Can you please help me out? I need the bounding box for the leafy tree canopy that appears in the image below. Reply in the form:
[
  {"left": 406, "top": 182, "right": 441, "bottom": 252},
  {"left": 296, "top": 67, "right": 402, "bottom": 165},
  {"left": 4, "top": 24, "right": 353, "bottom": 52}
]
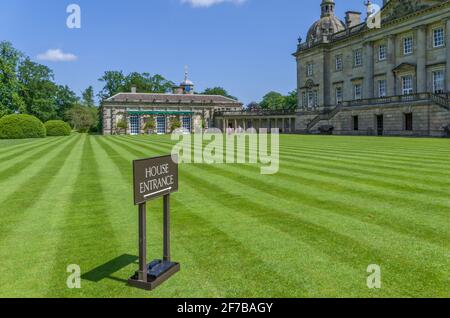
[
  {"left": 201, "top": 87, "right": 237, "bottom": 100},
  {"left": 81, "top": 86, "right": 95, "bottom": 108},
  {"left": 259, "top": 90, "right": 298, "bottom": 110},
  {"left": 98, "top": 71, "right": 175, "bottom": 101}
]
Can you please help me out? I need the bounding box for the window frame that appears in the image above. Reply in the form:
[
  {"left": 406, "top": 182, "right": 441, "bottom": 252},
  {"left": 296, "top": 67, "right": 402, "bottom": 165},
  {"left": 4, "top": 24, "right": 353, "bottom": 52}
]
[
  {"left": 433, "top": 27, "right": 445, "bottom": 48},
  {"left": 378, "top": 44, "right": 387, "bottom": 61},
  {"left": 335, "top": 55, "right": 343, "bottom": 71},
  {"left": 403, "top": 36, "right": 413, "bottom": 55},
  {"left": 354, "top": 84, "right": 362, "bottom": 100},
  {"left": 306, "top": 63, "right": 314, "bottom": 77},
  {"left": 432, "top": 70, "right": 445, "bottom": 94},
  {"left": 335, "top": 86, "right": 343, "bottom": 104},
  {"left": 378, "top": 79, "right": 387, "bottom": 97},
  {"left": 354, "top": 49, "right": 363, "bottom": 67},
  {"left": 401, "top": 75, "right": 413, "bottom": 95}
]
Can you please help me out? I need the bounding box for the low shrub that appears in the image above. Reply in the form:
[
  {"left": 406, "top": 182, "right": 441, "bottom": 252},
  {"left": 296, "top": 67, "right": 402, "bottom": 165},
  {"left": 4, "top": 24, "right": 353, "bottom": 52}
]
[
  {"left": 44, "top": 120, "right": 72, "bottom": 136},
  {"left": 0, "top": 114, "right": 46, "bottom": 139}
]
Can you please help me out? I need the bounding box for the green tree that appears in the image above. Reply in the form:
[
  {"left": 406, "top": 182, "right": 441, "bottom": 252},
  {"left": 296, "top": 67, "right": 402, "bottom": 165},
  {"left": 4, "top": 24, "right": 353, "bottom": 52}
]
[
  {"left": 98, "top": 71, "right": 126, "bottom": 101},
  {"left": 65, "top": 105, "right": 96, "bottom": 133},
  {"left": 18, "top": 58, "right": 58, "bottom": 121},
  {"left": 81, "top": 86, "right": 95, "bottom": 108},
  {"left": 260, "top": 92, "right": 286, "bottom": 110},
  {"left": 202, "top": 87, "right": 237, "bottom": 100},
  {"left": 55, "top": 85, "right": 79, "bottom": 120},
  {"left": 98, "top": 71, "right": 174, "bottom": 101},
  {"left": 0, "top": 41, "right": 25, "bottom": 117},
  {"left": 284, "top": 89, "right": 298, "bottom": 110}
]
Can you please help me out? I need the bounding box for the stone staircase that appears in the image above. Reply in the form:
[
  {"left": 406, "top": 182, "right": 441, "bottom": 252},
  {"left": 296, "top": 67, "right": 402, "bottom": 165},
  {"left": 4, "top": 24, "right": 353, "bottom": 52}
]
[
  {"left": 430, "top": 93, "right": 450, "bottom": 110},
  {"left": 307, "top": 105, "right": 342, "bottom": 131}
]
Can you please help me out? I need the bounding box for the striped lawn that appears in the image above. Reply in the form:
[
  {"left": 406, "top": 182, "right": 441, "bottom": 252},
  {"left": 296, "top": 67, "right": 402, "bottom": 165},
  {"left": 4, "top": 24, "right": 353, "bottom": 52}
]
[{"left": 0, "top": 134, "right": 448, "bottom": 298}]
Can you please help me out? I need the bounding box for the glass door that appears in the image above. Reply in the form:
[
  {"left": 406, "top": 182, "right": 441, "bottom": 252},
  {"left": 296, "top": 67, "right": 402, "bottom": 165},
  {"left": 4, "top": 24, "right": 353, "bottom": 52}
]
[
  {"left": 130, "top": 115, "right": 140, "bottom": 135},
  {"left": 182, "top": 116, "right": 191, "bottom": 133},
  {"left": 157, "top": 116, "right": 166, "bottom": 134}
]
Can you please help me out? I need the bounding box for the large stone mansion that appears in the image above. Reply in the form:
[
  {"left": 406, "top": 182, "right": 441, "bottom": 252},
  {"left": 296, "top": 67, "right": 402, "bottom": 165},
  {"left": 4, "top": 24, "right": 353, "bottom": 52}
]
[
  {"left": 294, "top": 0, "right": 450, "bottom": 136},
  {"left": 102, "top": 0, "right": 450, "bottom": 137}
]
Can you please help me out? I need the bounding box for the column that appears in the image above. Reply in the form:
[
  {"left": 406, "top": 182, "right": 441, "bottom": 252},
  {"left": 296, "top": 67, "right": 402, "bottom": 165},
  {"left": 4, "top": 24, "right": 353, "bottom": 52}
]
[
  {"left": 387, "top": 35, "right": 397, "bottom": 96},
  {"left": 282, "top": 118, "right": 285, "bottom": 133},
  {"left": 446, "top": 19, "right": 450, "bottom": 92},
  {"left": 364, "top": 41, "right": 374, "bottom": 99},
  {"left": 416, "top": 25, "right": 427, "bottom": 93}
]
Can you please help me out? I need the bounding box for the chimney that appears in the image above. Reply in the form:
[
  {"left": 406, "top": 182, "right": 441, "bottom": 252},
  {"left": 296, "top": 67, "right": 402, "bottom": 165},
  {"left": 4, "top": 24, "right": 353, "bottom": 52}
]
[
  {"left": 345, "top": 11, "right": 362, "bottom": 28},
  {"left": 131, "top": 85, "right": 137, "bottom": 94}
]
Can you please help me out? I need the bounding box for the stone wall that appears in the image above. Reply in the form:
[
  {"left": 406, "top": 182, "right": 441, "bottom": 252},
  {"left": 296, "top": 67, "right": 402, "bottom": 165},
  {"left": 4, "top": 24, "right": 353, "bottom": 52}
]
[{"left": 321, "top": 103, "right": 450, "bottom": 137}]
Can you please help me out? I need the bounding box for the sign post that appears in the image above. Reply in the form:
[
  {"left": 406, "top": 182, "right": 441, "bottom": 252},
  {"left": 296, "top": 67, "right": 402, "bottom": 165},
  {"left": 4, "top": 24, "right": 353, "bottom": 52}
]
[{"left": 128, "top": 155, "right": 180, "bottom": 291}]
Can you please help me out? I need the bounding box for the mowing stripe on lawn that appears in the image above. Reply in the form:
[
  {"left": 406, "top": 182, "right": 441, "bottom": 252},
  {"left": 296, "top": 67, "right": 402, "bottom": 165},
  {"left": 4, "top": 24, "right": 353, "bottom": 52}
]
[
  {"left": 95, "top": 137, "right": 226, "bottom": 296},
  {"left": 45, "top": 136, "right": 121, "bottom": 297},
  {"left": 183, "top": 166, "right": 448, "bottom": 297},
  {"left": 193, "top": 160, "right": 449, "bottom": 247},
  {"left": 103, "top": 137, "right": 312, "bottom": 297},
  {"left": 0, "top": 137, "right": 63, "bottom": 162},
  {"left": 0, "top": 135, "right": 85, "bottom": 297},
  {"left": 0, "top": 137, "right": 55, "bottom": 155},
  {"left": 0, "top": 136, "right": 79, "bottom": 241},
  {"left": 111, "top": 137, "right": 393, "bottom": 296},
  {"left": 121, "top": 136, "right": 449, "bottom": 296},
  {"left": 279, "top": 146, "right": 450, "bottom": 179},
  {"left": 0, "top": 137, "right": 69, "bottom": 182}
]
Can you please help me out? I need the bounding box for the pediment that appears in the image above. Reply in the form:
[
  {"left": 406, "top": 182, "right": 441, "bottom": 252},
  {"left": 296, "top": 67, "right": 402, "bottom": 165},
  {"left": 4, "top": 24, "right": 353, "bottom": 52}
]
[
  {"left": 381, "top": 0, "right": 443, "bottom": 23},
  {"left": 392, "top": 63, "right": 416, "bottom": 73}
]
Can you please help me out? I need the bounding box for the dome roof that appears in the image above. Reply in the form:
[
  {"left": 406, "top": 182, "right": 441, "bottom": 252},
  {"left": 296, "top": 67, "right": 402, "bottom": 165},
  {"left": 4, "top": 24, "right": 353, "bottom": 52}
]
[{"left": 306, "top": 15, "right": 346, "bottom": 45}]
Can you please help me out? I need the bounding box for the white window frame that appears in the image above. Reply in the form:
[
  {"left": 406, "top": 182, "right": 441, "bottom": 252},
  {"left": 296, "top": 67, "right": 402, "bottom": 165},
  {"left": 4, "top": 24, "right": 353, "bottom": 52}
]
[
  {"left": 433, "top": 70, "right": 445, "bottom": 94},
  {"left": 335, "top": 55, "right": 343, "bottom": 71},
  {"left": 433, "top": 27, "right": 445, "bottom": 48},
  {"left": 378, "top": 44, "right": 387, "bottom": 61},
  {"left": 378, "top": 79, "right": 387, "bottom": 97},
  {"left": 354, "top": 84, "right": 362, "bottom": 100},
  {"left": 402, "top": 75, "right": 413, "bottom": 95},
  {"left": 335, "top": 86, "right": 343, "bottom": 103},
  {"left": 306, "top": 63, "right": 314, "bottom": 77},
  {"left": 302, "top": 92, "right": 307, "bottom": 107},
  {"left": 403, "top": 36, "right": 413, "bottom": 55},
  {"left": 307, "top": 90, "right": 314, "bottom": 107},
  {"left": 354, "top": 49, "right": 362, "bottom": 67}
]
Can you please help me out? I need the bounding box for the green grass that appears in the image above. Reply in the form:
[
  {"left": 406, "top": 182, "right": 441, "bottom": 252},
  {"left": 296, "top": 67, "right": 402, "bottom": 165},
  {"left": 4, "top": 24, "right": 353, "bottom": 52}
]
[{"left": 0, "top": 134, "right": 449, "bottom": 298}]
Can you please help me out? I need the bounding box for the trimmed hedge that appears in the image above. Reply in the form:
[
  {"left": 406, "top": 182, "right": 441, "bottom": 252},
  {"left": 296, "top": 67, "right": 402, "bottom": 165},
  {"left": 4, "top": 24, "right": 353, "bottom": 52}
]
[
  {"left": 45, "top": 120, "right": 72, "bottom": 136},
  {"left": 0, "top": 114, "right": 46, "bottom": 139}
]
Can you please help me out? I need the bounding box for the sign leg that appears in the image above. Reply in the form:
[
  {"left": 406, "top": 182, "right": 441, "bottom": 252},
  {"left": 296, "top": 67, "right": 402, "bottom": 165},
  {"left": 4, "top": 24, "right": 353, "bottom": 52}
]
[
  {"left": 138, "top": 203, "right": 147, "bottom": 282},
  {"left": 163, "top": 194, "right": 170, "bottom": 262}
]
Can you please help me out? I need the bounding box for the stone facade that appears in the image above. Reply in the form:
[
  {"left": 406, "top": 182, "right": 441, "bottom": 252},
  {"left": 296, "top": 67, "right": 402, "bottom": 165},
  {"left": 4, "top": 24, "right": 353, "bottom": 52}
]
[
  {"left": 101, "top": 75, "right": 242, "bottom": 135},
  {"left": 294, "top": 0, "right": 450, "bottom": 137}
]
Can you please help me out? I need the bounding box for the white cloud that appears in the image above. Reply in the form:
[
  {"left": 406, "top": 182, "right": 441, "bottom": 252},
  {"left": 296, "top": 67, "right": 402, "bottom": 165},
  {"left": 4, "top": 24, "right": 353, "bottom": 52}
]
[
  {"left": 181, "top": 0, "right": 247, "bottom": 8},
  {"left": 37, "top": 49, "right": 78, "bottom": 62}
]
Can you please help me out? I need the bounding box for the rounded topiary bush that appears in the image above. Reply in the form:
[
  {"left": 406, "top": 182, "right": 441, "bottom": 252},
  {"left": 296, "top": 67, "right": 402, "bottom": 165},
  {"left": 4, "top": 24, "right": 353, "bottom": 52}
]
[
  {"left": 0, "top": 114, "right": 46, "bottom": 139},
  {"left": 44, "top": 120, "right": 72, "bottom": 136}
]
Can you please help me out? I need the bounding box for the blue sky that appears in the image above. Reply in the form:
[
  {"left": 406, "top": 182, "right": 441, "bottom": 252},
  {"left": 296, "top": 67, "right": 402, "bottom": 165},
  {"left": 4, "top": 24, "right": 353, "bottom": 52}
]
[{"left": 0, "top": 0, "right": 381, "bottom": 104}]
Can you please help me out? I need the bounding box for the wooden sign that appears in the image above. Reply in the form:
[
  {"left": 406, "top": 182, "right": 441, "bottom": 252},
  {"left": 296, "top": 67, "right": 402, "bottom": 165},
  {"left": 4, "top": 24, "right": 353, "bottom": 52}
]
[
  {"left": 133, "top": 155, "right": 178, "bottom": 205},
  {"left": 129, "top": 155, "right": 180, "bottom": 291}
]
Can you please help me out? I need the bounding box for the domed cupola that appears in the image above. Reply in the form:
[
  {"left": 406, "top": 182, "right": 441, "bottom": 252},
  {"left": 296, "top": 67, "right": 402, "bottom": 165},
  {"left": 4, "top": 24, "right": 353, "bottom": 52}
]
[{"left": 306, "top": 0, "right": 346, "bottom": 46}]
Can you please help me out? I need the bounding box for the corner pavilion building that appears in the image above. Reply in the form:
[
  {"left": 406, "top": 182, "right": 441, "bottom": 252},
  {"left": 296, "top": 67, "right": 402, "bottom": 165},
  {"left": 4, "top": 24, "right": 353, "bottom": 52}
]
[{"left": 101, "top": 72, "right": 243, "bottom": 135}]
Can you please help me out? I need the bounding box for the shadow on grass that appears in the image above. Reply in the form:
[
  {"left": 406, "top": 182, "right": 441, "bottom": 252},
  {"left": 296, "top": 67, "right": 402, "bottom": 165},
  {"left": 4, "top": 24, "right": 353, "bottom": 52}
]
[{"left": 81, "top": 254, "right": 138, "bottom": 284}]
